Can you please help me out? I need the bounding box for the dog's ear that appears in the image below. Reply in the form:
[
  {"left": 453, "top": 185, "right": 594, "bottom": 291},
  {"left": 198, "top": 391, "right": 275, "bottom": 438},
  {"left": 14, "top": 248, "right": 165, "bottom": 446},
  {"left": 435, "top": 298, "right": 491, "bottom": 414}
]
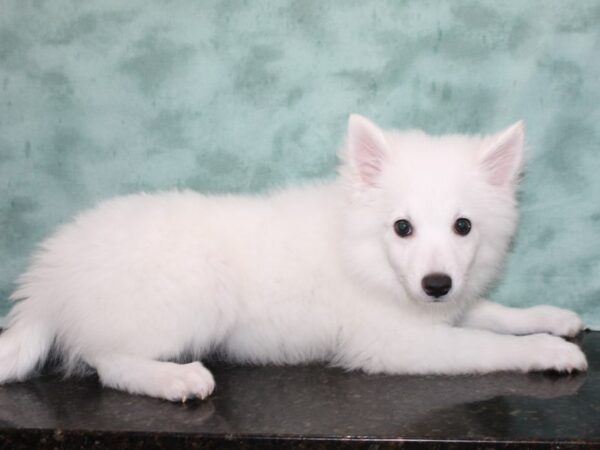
[
  {"left": 480, "top": 121, "right": 524, "bottom": 187},
  {"left": 347, "top": 114, "right": 390, "bottom": 186}
]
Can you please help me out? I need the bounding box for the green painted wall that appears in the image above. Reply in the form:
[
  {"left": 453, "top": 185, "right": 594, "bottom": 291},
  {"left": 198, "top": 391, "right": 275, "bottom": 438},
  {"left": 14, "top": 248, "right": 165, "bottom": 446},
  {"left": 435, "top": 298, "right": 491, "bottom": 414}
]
[{"left": 1, "top": 1, "right": 599, "bottom": 326}]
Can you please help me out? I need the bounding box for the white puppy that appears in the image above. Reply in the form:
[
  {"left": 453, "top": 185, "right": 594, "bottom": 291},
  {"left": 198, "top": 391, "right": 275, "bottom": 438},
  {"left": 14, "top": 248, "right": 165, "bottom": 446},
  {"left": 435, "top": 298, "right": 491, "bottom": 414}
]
[{"left": 0, "top": 115, "right": 587, "bottom": 401}]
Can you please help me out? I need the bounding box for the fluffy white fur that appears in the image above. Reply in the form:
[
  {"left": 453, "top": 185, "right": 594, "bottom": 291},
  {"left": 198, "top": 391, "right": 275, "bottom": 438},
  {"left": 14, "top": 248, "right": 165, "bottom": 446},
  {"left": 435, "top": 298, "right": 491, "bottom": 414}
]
[{"left": 0, "top": 115, "right": 587, "bottom": 401}]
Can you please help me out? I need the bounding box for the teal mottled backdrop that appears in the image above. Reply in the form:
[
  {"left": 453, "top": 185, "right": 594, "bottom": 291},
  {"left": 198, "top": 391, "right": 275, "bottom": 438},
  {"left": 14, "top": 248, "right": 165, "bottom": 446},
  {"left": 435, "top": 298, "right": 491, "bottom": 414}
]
[{"left": 1, "top": 1, "right": 599, "bottom": 326}]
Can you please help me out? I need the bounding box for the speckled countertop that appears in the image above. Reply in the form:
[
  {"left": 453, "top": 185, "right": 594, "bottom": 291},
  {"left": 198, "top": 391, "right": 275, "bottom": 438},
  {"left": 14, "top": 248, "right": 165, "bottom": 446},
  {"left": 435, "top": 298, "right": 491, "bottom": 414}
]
[{"left": 0, "top": 332, "right": 598, "bottom": 449}]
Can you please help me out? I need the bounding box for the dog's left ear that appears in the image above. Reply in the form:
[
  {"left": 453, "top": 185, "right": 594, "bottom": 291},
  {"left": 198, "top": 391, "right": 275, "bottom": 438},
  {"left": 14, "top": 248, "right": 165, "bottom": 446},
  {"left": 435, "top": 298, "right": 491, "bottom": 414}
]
[{"left": 480, "top": 121, "right": 524, "bottom": 187}]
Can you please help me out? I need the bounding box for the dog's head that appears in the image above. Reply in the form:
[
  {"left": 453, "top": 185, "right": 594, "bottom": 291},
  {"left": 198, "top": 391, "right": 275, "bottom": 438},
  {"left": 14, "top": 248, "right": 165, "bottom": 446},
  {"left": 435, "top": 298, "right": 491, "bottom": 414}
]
[{"left": 340, "top": 115, "right": 524, "bottom": 311}]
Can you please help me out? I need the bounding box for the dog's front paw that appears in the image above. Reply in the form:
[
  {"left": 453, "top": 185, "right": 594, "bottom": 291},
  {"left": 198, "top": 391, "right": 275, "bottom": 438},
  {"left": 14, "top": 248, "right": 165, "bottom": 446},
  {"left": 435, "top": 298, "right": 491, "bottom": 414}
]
[
  {"left": 524, "top": 334, "right": 587, "bottom": 373},
  {"left": 529, "top": 305, "right": 584, "bottom": 337},
  {"left": 158, "top": 362, "right": 215, "bottom": 402}
]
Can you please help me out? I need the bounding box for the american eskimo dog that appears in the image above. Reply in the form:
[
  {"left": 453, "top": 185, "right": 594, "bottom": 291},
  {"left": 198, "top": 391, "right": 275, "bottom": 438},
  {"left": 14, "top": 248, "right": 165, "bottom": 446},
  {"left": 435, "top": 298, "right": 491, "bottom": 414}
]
[{"left": 0, "top": 115, "right": 586, "bottom": 401}]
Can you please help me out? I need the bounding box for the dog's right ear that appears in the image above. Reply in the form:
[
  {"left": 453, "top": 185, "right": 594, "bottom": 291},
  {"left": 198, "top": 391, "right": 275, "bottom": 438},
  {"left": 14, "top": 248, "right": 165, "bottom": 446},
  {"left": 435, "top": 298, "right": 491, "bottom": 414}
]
[{"left": 347, "top": 114, "right": 390, "bottom": 186}]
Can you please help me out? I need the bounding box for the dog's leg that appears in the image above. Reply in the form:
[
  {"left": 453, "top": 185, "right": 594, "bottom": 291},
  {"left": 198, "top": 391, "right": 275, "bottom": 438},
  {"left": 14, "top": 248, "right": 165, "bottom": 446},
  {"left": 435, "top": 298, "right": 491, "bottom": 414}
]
[
  {"left": 460, "top": 299, "right": 584, "bottom": 337},
  {"left": 336, "top": 306, "right": 587, "bottom": 375},
  {"left": 92, "top": 355, "right": 215, "bottom": 402}
]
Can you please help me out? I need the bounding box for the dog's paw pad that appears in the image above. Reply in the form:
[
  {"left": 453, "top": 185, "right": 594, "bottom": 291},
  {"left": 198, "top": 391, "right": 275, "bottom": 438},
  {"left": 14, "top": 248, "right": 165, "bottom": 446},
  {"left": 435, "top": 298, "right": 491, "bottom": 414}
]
[
  {"left": 527, "top": 334, "right": 588, "bottom": 373},
  {"left": 160, "top": 362, "right": 215, "bottom": 402}
]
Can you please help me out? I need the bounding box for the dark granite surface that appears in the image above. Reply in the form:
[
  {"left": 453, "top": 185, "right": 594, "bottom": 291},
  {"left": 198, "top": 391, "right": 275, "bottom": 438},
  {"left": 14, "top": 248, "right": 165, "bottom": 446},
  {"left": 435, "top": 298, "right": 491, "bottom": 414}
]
[{"left": 0, "top": 332, "right": 598, "bottom": 449}]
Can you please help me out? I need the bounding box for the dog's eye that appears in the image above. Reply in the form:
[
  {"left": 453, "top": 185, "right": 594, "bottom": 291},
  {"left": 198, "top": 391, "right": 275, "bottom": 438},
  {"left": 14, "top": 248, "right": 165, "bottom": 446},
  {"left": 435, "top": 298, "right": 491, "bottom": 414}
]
[
  {"left": 454, "top": 218, "right": 472, "bottom": 236},
  {"left": 394, "top": 219, "right": 413, "bottom": 237}
]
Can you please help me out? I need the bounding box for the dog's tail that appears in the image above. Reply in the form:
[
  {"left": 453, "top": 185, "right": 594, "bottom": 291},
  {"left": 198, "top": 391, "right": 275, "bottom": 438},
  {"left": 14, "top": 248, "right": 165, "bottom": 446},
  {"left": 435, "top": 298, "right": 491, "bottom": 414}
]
[{"left": 0, "top": 299, "right": 54, "bottom": 383}]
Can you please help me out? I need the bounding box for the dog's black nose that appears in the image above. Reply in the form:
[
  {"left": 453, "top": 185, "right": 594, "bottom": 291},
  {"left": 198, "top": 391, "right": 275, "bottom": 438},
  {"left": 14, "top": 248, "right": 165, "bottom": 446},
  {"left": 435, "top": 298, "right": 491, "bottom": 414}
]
[{"left": 422, "top": 273, "right": 452, "bottom": 298}]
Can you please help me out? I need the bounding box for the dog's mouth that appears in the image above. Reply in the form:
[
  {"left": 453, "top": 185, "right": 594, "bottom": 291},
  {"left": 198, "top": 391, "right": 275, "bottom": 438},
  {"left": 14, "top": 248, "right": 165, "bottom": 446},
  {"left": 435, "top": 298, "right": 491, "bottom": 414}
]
[
  {"left": 419, "top": 294, "right": 452, "bottom": 304},
  {"left": 407, "top": 283, "right": 458, "bottom": 305}
]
